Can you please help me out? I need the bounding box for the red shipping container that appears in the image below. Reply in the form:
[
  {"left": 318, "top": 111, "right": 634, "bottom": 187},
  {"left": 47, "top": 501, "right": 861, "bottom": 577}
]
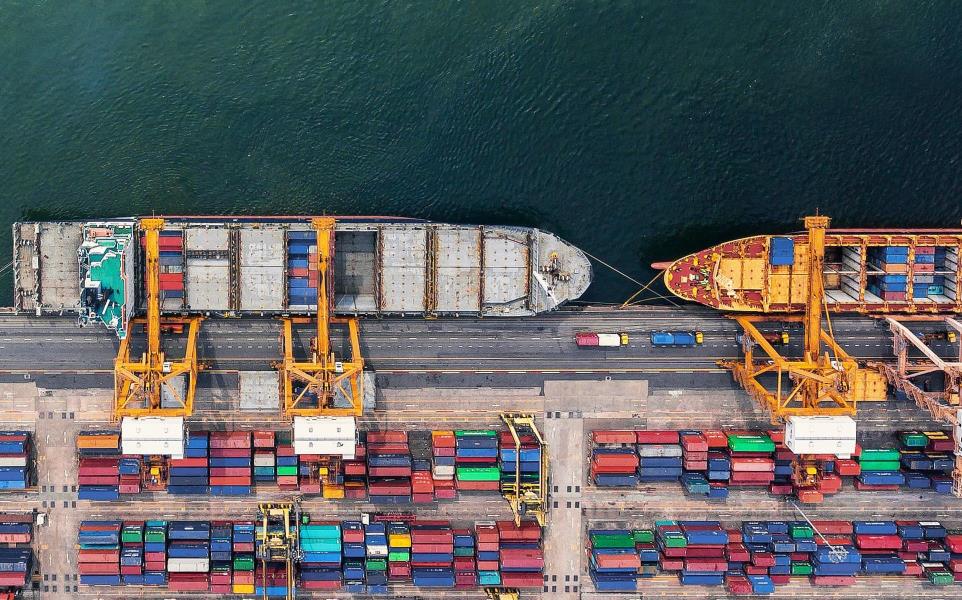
[
  {"left": 636, "top": 430, "right": 679, "bottom": 444},
  {"left": 904, "top": 562, "right": 923, "bottom": 576},
  {"left": 209, "top": 467, "right": 251, "bottom": 477},
  {"left": 170, "top": 457, "right": 208, "bottom": 468},
  {"left": 120, "top": 565, "right": 142, "bottom": 575},
  {"left": 79, "top": 563, "right": 120, "bottom": 575},
  {"left": 0, "top": 574, "right": 26, "bottom": 586},
  {"left": 726, "top": 574, "right": 752, "bottom": 595},
  {"left": 78, "top": 549, "right": 119, "bottom": 563},
  {"left": 477, "top": 560, "right": 499, "bottom": 571},
  {"left": 680, "top": 433, "right": 708, "bottom": 452},
  {"left": 78, "top": 476, "right": 120, "bottom": 485},
  {"left": 500, "top": 572, "right": 543, "bottom": 588},
  {"left": 592, "top": 431, "right": 637, "bottom": 445},
  {"left": 210, "top": 476, "right": 251, "bottom": 486},
  {"left": 810, "top": 520, "right": 853, "bottom": 535},
  {"left": 768, "top": 483, "right": 793, "bottom": 495},
  {"left": 751, "top": 552, "right": 775, "bottom": 567},
  {"left": 594, "top": 553, "right": 640, "bottom": 570},
  {"left": 168, "top": 574, "right": 209, "bottom": 592},
  {"left": 702, "top": 430, "right": 728, "bottom": 448},
  {"left": 744, "top": 565, "right": 768, "bottom": 575},
  {"left": 684, "top": 559, "right": 726, "bottom": 572},
  {"left": 796, "top": 488, "right": 824, "bottom": 504},
  {"left": 660, "top": 558, "right": 684, "bottom": 570},
  {"left": 686, "top": 546, "right": 725, "bottom": 558},
  {"left": 730, "top": 457, "right": 775, "bottom": 472},
  {"left": 835, "top": 458, "right": 860, "bottom": 476}
]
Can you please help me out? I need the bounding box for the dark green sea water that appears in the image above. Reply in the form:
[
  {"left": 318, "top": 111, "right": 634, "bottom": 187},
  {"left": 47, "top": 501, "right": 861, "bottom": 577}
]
[{"left": 2, "top": 2, "right": 961, "bottom": 305}]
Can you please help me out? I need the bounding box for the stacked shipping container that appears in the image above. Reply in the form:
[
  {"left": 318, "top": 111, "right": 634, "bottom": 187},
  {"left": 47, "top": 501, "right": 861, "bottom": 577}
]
[
  {"left": 455, "top": 430, "right": 500, "bottom": 492},
  {"left": 592, "top": 428, "right": 956, "bottom": 502},
  {"left": 0, "top": 514, "right": 33, "bottom": 592},
  {"left": 79, "top": 515, "right": 543, "bottom": 593},
  {"left": 587, "top": 519, "right": 962, "bottom": 593},
  {"left": 0, "top": 431, "right": 31, "bottom": 491}
]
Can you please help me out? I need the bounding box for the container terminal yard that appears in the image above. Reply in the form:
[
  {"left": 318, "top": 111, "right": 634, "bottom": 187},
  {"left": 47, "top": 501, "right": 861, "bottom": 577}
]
[{"left": 1, "top": 215, "right": 962, "bottom": 599}]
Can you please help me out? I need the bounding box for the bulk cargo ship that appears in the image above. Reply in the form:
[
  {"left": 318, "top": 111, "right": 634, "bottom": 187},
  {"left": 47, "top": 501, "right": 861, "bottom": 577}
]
[
  {"left": 661, "top": 225, "right": 962, "bottom": 313},
  {"left": 12, "top": 216, "right": 592, "bottom": 338}
]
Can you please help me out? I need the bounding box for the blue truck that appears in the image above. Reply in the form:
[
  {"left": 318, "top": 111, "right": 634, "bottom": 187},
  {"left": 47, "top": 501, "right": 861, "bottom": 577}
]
[{"left": 649, "top": 331, "right": 703, "bottom": 348}]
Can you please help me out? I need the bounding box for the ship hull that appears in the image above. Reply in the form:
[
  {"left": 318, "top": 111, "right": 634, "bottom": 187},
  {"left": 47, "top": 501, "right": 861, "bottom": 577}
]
[
  {"left": 663, "top": 229, "right": 962, "bottom": 314},
  {"left": 12, "top": 217, "right": 592, "bottom": 337}
]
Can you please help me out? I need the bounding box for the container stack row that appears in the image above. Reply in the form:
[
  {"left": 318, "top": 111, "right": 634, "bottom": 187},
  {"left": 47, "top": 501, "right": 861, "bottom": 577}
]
[
  {"left": 498, "top": 431, "right": 542, "bottom": 490},
  {"left": 79, "top": 428, "right": 524, "bottom": 502},
  {"left": 0, "top": 514, "right": 33, "bottom": 593},
  {"left": 589, "top": 519, "right": 962, "bottom": 594},
  {"left": 157, "top": 229, "right": 185, "bottom": 309},
  {"left": 286, "top": 230, "right": 318, "bottom": 309},
  {"left": 0, "top": 431, "right": 31, "bottom": 491},
  {"left": 455, "top": 430, "right": 500, "bottom": 492},
  {"left": 208, "top": 431, "right": 253, "bottom": 495},
  {"left": 79, "top": 517, "right": 543, "bottom": 594},
  {"left": 591, "top": 429, "right": 955, "bottom": 502},
  {"left": 168, "top": 431, "right": 210, "bottom": 495}
]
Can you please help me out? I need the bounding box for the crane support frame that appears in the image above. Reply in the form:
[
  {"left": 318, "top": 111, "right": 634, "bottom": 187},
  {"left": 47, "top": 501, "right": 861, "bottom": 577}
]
[
  {"left": 113, "top": 217, "right": 203, "bottom": 420},
  {"left": 870, "top": 315, "right": 962, "bottom": 496},
  {"left": 278, "top": 217, "right": 365, "bottom": 417},
  {"left": 720, "top": 216, "right": 873, "bottom": 424},
  {"left": 500, "top": 413, "right": 549, "bottom": 527},
  {"left": 256, "top": 501, "right": 301, "bottom": 600}
]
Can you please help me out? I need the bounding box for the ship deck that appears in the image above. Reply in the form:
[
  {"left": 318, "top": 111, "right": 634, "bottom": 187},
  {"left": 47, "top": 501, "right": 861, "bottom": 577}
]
[{"left": 12, "top": 219, "right": 592, "bottom": 322}]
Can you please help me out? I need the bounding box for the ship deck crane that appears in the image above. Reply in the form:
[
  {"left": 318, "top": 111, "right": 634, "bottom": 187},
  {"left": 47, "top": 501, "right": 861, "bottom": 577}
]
[
  {"left": 278, "top": 217, "right": 364, "bottom": 417},
  {"left": 113, "top": 217, "right": 202, "bottom": 420},
  {"left": 256, "top": 501, "right": 302, "bottom": 600},
  {"left": 499, "top": 413, "right": 549, "bottom": 527},
  {"left": 720, "top": 216, "right": 886, "bottom": 493},
  {"left": 870, "top": 315, "right": 962, "bottom": 496},
  {"left": 720, "top": 216, "right": 863, "bottom": 422}
]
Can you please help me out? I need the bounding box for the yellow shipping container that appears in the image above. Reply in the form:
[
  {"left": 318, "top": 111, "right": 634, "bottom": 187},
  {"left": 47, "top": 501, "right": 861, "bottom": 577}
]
[
  {"left": 388, "top": 533, "right": 411, "bottom": 548},
  {"left": 232, "top": 584, "right": 254, "bottom": 594}
]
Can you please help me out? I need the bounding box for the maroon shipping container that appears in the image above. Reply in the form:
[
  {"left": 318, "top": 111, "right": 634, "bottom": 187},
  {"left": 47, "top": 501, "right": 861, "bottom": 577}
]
[
  {"left": 368, "top": 482, "right": 411, "bottom": 496},
  {"left": 78, "top": 465, "right": 120, "bottom": 477},
  {"left": 79, "top": 523, "right": 121, "bottom": 532},
  {"left": 302, "top": 580, "right": 340, "bottom": 590},
  {"left": 209, "top": 467, "right": 251, "bottom": 477},
  {"left": 686, "top": 546, "right": 725, "bottom": 558},
  {"left": 168, "top": 573, "right": 209, "bottom": 592},
  {"left": 726, "top": 574, "right": 752, "bottom": 595},
  {"left": 856, "top": 534, "right": 902, "bottom": 550},
  {"left": 120, "top": 565, "right": 142, "bottom": 575},
  {"left": 367, "top": 431, "right": 407, "bottom": 444},
  {"left": 209, "top": 448, "right": 251, "bottom": 458},
  {"left": 208, "top": 432, "right": 251, "bottom": 449},
  {"left": 389, "top": 563, "right": 411, "bottom": 577},
  {"left": 368, "top": 466, "right": 412, "bottom": 477},
  {"left": 78, "top": 476, "right": 120, "bottom": 486},
  {"left": 411, "top": 530, "right": 454, "bottom": 543},
  {"left": 169, "top": 458, "right": 208, "bottom": 468},
  {"left": 810, "top": 520, "right": 853, "bottom": 535},
  {"left": 684, "top": 559, "right": 727, "bottom": 572},
  {"left": 0, "top": 513, "right": 34, "bottom": 523}
]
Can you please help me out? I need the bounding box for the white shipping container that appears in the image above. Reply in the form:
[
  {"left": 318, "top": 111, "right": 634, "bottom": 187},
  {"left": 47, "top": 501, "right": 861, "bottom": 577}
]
[
  {"left": 293, "top": 416, "right": 356, "bottom": 458},
  {"left": 167, "top": 558, "right": 209, "bottom": 573},
  {"left": 253, "top": 455, "right": 276, "bottom": 467},
  {"left": 293, "top": 439, "right": 356, "bottom": 459},
  {"left": 365, "top": 545, "right": 388, "bottom": 557},
  {"left": 0, "top": 456, "right": 27, "bottom": 467},
  {"left": 121, "top": 417, "right": 184, "bottom": 458},
  {"left": 785, "top": 416, "right": 856, "bottom": 458},
  {"left": 596, "top": 333, "right": 622, "bottom": 347}
]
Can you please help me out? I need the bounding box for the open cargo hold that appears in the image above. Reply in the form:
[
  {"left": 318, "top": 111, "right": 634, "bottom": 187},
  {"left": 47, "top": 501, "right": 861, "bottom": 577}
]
[
  {"left": 591, "top": 428, "right": 956, "bottom": 502},
  {"left": 590, "top": 519, "right": 958, "bottom": 593},
  {"left": 80, "top": 515, "right": 542, "bottom": 593}
]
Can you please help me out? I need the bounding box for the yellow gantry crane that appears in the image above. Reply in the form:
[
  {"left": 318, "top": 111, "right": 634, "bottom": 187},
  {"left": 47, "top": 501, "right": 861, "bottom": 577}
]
[
  {"left": 720, "top": 216, "right": 869, "bottom": 422},
  {"left": 113, "top": 217, "right": 202, "bottom": 420},
  {"left": 500, "top": 413, "right": 549, "bottom": 527},
  {"left": 255, "top": 501, "right": 301, "bottom": 600},
  {"left": 278, "top": 217, "right": 365, "bottom": 417}
]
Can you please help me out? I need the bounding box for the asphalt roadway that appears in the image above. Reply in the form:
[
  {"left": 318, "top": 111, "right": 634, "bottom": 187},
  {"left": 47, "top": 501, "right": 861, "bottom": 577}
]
[{"left": 0, "top": 306, "right": 953, "bottom": 375}]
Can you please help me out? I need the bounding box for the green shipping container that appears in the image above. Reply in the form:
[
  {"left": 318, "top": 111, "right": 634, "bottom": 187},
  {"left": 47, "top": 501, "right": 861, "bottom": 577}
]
[
  {"left": 928, "top": 570, "right": 954, "bottom": 585},
  {"left": 659, "top": 533, "right": 687, "bottom": 548},
  {"left": 145, "top": 531, "right": 166, "bottom": 543},
  {"left": 791, "top": 562, "right": 813, "bottom": 575},
  {"left": 899, "top": 432, "right": 929, "bottom": 448},
  {"left": 632, "top": 529, "right": 655, "bottom": 543},
  {"left": 590, "top": 533, "right": 635, "bottom": 549},
  {"left": 858, "top": 460, "right": 901, "bottom": 471},
  {"left": 789, "top": 525, "right": 813, "bottom": 539},
  {"left": 366, "top": 559, "right": 387, "bottom": 571},
  {"left": 388, "top": 551, "right": 410, "bottom": 562},
  {"left": 859, "top": 448, "right": 900, "bottom": 462},
  {"left": 276, "top": 466, "right": 298, "bottom": 476},
  {"left": 727, "top": 434, "right": 775, "bottom": 453},
  {"left": 457, "top": 467, "right": 500, "bottom": 481},
  {"left": 455, "top": 430, "right": 497, "bottom": 438},
  {"left": 454, "top": 546, "right": 475, "bottom": 557},
  {"left": 234, "top": 556, "right": 255, "bottom": 571},
  {"left": 121, "top": 529, "right": 144, "bottom": 543}
]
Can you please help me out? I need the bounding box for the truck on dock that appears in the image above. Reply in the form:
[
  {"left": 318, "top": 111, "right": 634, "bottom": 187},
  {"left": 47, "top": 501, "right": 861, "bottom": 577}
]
[
  {"left": 650, "top": 330, "right": 703, "bottom": 347},
  {"left": 575, "top": 332, "right": 629, "bottom": 348},
  {"left": 736, "top": 330, "right": 789, "bottom": 346}
]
